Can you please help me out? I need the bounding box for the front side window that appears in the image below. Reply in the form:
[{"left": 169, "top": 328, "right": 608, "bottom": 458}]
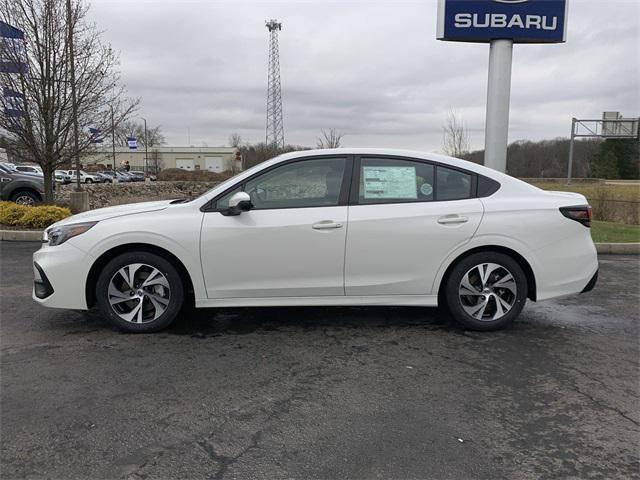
[
  {"left": 358, "top": 157, "right": 434, "bottom": 204},
  {"left": 217, "top": 157, "right": 346, "bottom": 210}
]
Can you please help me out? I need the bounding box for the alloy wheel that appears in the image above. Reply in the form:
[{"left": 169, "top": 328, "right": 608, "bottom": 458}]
[
  {"left": 108, "top": 263, "right": 170, "bottom": 324},
  {"left": 14, "top": 194, "right": 35, "bottom": 206},
  {"left": 458, "top": 262, "right": 517, "bottom": 321}
]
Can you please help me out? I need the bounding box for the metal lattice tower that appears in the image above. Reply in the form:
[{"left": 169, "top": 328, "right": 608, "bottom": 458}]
[{"left": 265, "top": 19, "right": 284, "bottom": 149}]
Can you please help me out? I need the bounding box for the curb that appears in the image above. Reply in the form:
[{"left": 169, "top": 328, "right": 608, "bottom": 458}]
[
  {"left": 595, "top": 243, "right": 640, "bottom": 255},
  {"left": 1, "top": 230, "right": 43, "bottom": 242},
  {"left": 1, "top": 229, "right": 639, "bottom": 254}
]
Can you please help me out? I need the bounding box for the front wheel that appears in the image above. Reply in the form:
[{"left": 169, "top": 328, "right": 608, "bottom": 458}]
[
  {"left": 85, "top": 178, "right": 93, "bottom": 184},
  {"left": 95, "top": 251, "right": 184, "bottom": 333},
  {"left": 445, "top": 252, "right": 527, "bottom": 331},
  {"left": 10, "top": 189, "right": 40, "bottom": 205}
]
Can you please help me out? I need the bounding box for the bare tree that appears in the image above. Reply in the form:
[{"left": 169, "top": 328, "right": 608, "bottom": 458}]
[
  {"left": 0, "top": 0, "right": 138, "bottom": 202},
  {"left": 228, "top": 132, "right": 242, "bottom": 148},
  {"left": 442, "top": 109, "right": 470, "bottom": 158},
  {"left": 316, "top": 128, "right": 344, "bottom": 149},
  {"left": 115, "top": 121, "right": 165, "bottom": 148}
]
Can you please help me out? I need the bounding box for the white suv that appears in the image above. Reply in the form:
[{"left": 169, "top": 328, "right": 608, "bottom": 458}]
[{"left": 33, "top": 149, "right": 598, "bottom": 333}]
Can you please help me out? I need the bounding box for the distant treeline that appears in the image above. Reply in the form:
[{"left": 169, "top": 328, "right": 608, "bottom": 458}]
[{"left": 463, "top": 137, "right": 639, "bottom": 179}]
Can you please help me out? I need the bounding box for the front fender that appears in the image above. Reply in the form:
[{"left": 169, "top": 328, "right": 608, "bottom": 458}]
[{"left": 69, "top": 212, "right": 207, "bottom": 300}]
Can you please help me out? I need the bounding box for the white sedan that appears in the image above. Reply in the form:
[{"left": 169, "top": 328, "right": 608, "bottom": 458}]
[{"left": 33, "top": 149, "right": 598, "bottom": 333}]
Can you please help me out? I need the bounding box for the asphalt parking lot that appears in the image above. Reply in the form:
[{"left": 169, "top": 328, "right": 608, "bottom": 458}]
[{"left": 1, "top": 241, "right": 638, "bottom": 480}]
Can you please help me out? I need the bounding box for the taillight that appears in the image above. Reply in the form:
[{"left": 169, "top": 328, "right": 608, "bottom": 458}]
[{"left": 560, "top": 205, "right": 592, "bottom": 227}]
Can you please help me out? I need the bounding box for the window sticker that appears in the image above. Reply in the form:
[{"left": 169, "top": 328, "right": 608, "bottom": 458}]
[
  {"left": 363, "top": 166, "right": 417, "bottom": 199},
  {"left": 420, "top": 183, "right": 433, "bottom": 196}
]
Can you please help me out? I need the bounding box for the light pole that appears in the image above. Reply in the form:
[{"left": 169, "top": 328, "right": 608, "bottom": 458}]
[
  {"left": 66, "top": 0, "right": 81, "bottom": 191},
  {"left": 110, "top": 105, "right": 116, "bottom": 171},
  {"left": 142, "top": 117, "right": 148, "bottom": 176}
]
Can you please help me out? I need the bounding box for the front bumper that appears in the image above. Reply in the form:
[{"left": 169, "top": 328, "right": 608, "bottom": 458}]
[
  {"left": 33, "top": 262, "right": 54, "bottom": 299},
  {"left": 32, "top": 241, "right": 94, "bottom": 310}
]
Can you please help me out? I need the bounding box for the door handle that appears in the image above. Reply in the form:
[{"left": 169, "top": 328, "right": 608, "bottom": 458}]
[
  {"left": 312, "top": 220, "right": 343, "bottom": 230},
  {"left": 437, "top": 215, "right": 468, "bottom": 225}
]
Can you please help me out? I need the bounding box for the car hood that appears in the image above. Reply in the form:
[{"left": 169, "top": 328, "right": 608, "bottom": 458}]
[{"left": 53, "top": 200, "right": 175, "bottom": 227}]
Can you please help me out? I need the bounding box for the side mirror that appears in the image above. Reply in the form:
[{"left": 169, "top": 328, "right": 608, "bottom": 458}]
[{"left": 223, "top": 191, "right": 253, "bottom": 216}]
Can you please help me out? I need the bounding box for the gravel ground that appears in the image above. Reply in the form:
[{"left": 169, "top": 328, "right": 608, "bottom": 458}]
[{"left": 1, "top": 241, "right": 639, "bottom": 479}]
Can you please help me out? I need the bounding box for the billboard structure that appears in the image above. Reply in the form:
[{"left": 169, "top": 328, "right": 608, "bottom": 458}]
[
  {"left": 437, "top": 0, "right": 568, "bottom": 172},
  {"left": 566, "top": 112, "right": 640, "bottom": 183}
]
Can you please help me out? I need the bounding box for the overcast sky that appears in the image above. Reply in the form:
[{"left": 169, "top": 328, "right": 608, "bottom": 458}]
[{"left": 88, "top": 0, "right": 640, "bottom": 151}]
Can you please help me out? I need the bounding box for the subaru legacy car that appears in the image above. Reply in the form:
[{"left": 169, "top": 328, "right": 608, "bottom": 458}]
[{"left": 33, "top": 149, "right": 598, "bottom": 333}]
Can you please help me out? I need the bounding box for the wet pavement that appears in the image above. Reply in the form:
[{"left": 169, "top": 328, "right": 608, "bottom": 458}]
[{"left": 1, "top": 241, "right": 639, "bottom": 479}]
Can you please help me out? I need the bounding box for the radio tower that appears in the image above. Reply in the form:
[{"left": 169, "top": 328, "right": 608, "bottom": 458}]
[{"left": 265, "top": 19, "right": 284, "bottom": 149}]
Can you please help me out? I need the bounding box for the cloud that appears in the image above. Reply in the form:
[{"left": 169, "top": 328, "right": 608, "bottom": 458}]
[{"left": 89, "top": 0, "right": 640, "bottom": 151}]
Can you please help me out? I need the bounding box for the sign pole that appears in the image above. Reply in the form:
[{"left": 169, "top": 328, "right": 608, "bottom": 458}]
[
  {"left": 484, "top": 39, "right": 513, "bottom": 173},
  {"left": 566, "top": 117, "right": 576, "bottom": 185}
]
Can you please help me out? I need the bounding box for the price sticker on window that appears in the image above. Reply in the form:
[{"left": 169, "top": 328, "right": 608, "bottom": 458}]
[{"left": 363, "top": 166, "right": 417, "bottom": 199}]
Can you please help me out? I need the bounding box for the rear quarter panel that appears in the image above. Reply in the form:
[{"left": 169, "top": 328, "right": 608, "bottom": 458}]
[{"left": 458, "top": 192, "right": 597, "bottom": 301}]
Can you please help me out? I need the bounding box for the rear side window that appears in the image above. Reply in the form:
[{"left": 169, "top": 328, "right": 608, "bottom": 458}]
[
  {"left": 477, "top": 176, "right": 501, "bottom": 197},
  {"left": 436, "top": 166, "right": 472, "bottom": 201},
  {"left": 358, "top": 157, "right": 434, "bottom": 204}
]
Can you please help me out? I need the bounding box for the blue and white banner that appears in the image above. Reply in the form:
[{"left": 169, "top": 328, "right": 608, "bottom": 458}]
[
  {"left": 0, "top": 21, "right": 28, "bottom": 73},
  {"left": 3, "top": 87, "right": 24, "bottom": 117},
  {"left": 437, "top": 0, "right": 568, "bottom": 44},
  {"left": 127, "top": 137, "right": 138, "bottom": 149},
  {"left": 89, "top": 127, "right": 103, "bottom": 144}
]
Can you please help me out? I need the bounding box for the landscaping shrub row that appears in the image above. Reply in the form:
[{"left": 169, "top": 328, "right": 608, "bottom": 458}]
[{"left": 0, "top": 202, "right": 71, "bottom": 229}]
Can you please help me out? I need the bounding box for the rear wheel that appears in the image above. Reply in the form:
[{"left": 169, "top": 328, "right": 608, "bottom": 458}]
[
  {"left": 95, "top": 251, "right": 184, "bottom": 333},
  {"left": 445, "top": 252, "right": 527, "bottom": 331}
]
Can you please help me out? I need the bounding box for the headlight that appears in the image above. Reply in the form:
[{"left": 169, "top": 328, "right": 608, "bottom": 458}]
[{"left": 46, "top": 221, "right": 97, "bottom": 246}]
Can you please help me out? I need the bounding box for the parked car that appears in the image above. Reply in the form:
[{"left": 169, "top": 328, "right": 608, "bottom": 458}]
[
  {"left": 100, "top": 170, "right": 132, "bottom": 182},
  {"left": 54, "top": 170, "right": 72, "bottom": 184},
  {"left": 62, "top": 170, "right": 101, "bottom": 184},
  {"left": 130, "top": 170, "right": 157, "bottom": 181},
  {"left": 93, "top": 172, "right": 113, "bottom": 183},
  {"left": 0, "top": 163, "right": 46, "bottom": 205},
  {"left": 15, "top": 165, "right": 43, "bottom": 176},
  {"left": 120, "top": 170, "right": 144, "bottom": 182},
  {"left": 33, "top": 148, "right": 598, "bottom": 333}
]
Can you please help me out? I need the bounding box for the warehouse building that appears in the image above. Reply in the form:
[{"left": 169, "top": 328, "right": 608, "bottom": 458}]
[{"left": 85, "top": 146, "right": 240, "bottom": 172}]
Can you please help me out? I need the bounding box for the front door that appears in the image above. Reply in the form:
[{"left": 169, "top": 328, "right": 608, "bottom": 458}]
[
  {"left": 200, "top": 156, "right": 351, "bottom": 298},
  {"left": 345, "top": 156, "right": 484, "bottom": 296}
]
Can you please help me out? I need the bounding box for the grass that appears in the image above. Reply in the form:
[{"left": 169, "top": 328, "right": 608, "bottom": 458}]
[
  {"left": 529, "top": 181, "right": 640, "bottom": 203},
  {"left": 527, "top": 180, "right": 640, "bottom": 225},
  {"left": 591, "top": 221, "right": 640, "bottom": 243}
]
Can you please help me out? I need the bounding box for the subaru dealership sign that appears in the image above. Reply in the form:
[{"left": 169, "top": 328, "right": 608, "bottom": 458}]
[{"left": 437, "top": 0, "right": 568, "bottom": 44}]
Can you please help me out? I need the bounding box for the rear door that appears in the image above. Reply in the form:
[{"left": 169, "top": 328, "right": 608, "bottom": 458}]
[{"left": 345, "top": 156, "right": 484, "bottom": 296}]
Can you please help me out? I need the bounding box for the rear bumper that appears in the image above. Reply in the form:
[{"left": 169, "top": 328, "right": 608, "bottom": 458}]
[{"left": 581, "top": 269, "right": 598, "bottom": 293}]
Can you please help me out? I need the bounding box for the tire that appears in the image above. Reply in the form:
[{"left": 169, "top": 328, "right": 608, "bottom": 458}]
[
  {"left": 444, "top": 252, "right": 527, "bottom": 331},
  {"left": 85, "top": 178, "right": 93, "bottom": 184},
  {"left": 10, "top": 189, "right": 40, "bottom": 205},
  {"left": 95, "top": 251, "right": 184, "bottom": 333}
]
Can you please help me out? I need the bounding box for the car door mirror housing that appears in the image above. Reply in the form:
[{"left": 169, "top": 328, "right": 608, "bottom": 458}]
[{"left": 222, "top": 191, "right": 253, "bottom": 216}]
